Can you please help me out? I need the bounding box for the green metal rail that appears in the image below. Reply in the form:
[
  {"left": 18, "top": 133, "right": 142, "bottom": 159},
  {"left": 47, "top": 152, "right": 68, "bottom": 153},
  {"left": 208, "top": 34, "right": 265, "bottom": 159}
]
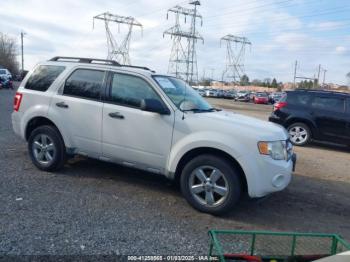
[{"left": 208, "top": 230, "right": 350, "bottom": 262}]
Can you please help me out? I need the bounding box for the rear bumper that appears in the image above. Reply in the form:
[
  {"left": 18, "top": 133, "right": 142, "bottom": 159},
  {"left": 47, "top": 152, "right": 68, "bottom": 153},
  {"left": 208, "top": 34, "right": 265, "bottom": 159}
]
[
  {"left": 268, "top": 113, "right": 283, "bottom": 125},
  {"left": 11, "top": 112, "right": 23, "bottom": 139}
]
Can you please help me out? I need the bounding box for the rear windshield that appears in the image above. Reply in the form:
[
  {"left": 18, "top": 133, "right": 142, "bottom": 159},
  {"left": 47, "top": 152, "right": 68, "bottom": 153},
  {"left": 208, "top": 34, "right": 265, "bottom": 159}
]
[{"left": 25, "top": 65, "right": 65, "bottom": 92}]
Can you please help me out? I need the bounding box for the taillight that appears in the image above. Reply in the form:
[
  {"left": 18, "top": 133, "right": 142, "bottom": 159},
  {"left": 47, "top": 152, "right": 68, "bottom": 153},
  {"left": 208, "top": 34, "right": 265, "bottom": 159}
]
[
  {"left": 274, "top": 101, "right": 287, "bottom": 111},
  {"left": 14, "top": 92, "right": 23, "bottom": 112}
]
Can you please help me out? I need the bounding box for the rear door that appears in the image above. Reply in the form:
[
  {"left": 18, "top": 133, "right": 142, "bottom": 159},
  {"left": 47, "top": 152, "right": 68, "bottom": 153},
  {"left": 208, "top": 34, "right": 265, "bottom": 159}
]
[
  {"left": 310, "top": 95, "right": 348, "bottom": 142},
  {"left": 49, "top": 68, "right": 106, "bottom": 157}
]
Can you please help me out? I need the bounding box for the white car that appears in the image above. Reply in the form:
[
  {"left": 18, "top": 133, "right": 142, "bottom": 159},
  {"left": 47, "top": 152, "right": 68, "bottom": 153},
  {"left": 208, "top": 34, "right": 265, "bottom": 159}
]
[
  {"left": 12, "top": 56, "right": 296, "bottom": 214},
  {"left": 0, "top": 68, "right": 12, "bottom": 80}
]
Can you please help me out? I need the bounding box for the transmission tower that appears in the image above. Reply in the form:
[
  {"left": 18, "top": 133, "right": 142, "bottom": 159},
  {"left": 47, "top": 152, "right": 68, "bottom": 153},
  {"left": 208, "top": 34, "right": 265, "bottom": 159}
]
[
  {"left": 221, "top": 35, "right": 251, "bottom": 83},
  {"left": 164, "top": 1, "right": 203, "bottom": 84},
  {"left": 93, "top": 12, "right": 142, "bottom": 65}
]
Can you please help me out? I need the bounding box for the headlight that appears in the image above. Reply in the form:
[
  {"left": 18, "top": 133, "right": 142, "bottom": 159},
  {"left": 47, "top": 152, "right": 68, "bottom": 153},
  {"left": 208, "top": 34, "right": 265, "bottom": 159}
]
[{"left": 258, "top": 140, "right": 291, "bottom": 160}]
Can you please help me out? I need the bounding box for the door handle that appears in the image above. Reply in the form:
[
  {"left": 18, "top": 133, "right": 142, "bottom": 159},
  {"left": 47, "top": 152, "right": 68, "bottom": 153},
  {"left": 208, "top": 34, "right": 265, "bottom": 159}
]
[
  {"left": 109, "top": 112, "right": 124, "bottom": 119},
  {"left": 56, "top": 102, "right": 69, "bottom": 108}
]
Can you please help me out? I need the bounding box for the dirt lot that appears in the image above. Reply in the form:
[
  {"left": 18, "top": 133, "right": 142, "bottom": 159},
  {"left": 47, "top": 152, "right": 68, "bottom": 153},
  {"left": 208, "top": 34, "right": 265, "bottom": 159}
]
[{"left": 0, "top": 88, "right": 349, "bottom": 256}]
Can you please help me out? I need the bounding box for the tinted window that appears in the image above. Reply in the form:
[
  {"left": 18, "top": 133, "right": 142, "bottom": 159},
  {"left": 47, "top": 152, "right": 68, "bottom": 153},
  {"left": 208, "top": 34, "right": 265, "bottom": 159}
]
[
  {"left": 109, "top": 73, "right": 160, "bottom": 108},
  {"left": 287, "top": 92, "right": 311, "bottom": 106},
  {"left": 63, "top": 69, "right": 105, "bottom": 100},
  {"left": 347, "top": 99, "right": 350, "bottom": 113},
  {"left": 25, "top": 65, "right": 65, "bottom": 91},
  {"left": 0, "top": 69, "right": 6, "bottom": 74},
  {"left": 311, "top": 96, "right": 345, "bottom": 113}
]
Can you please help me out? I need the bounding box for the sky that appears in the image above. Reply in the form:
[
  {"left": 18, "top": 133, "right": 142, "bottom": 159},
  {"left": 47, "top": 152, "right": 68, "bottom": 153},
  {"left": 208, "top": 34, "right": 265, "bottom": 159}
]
[{"left": 0, "top": 0, "right": 349, "bottom": 85}]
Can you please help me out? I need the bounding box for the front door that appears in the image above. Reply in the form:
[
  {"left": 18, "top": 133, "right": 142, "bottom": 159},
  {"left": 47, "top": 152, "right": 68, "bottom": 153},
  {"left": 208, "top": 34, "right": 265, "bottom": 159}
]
[{"left": 102, "top": 71, "right": 174, "bottom": 173}]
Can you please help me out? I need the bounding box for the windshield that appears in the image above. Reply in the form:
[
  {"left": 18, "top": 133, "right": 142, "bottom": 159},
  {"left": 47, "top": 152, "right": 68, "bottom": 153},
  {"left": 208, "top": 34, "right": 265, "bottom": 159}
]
[
  {"left": 0, "top": 70, "right": 6, "bottom": 74},
  {"left": 153, "top": 75, "right": 213, "bottom": 111}
]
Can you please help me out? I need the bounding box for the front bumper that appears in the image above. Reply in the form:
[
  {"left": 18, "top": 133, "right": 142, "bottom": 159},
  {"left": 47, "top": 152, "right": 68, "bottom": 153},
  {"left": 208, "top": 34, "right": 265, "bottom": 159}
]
[{"left": 238, "top": 152, "right": 296, "bottom": 198}]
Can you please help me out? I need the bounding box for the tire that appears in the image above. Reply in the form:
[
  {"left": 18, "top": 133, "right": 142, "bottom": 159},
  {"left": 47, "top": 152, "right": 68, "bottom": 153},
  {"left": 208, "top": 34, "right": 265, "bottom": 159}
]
[
  {"left": 287, "top": 122, "right": 311, "bottom": 146},
  {"left": 28, "top": 125, "right": 66, "bottom": 171},
  {"left": 180, "top": 154, "right": 242, "bottom": 215}
]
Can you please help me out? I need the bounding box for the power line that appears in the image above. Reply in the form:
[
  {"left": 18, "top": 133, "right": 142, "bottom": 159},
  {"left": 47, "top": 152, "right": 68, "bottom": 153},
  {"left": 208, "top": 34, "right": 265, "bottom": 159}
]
[
  {"left": 204, "top": 0, "right": 293, "bottom": 21},
  {"left": 204, "top": 5, "right": 350, "bottom": 29}
]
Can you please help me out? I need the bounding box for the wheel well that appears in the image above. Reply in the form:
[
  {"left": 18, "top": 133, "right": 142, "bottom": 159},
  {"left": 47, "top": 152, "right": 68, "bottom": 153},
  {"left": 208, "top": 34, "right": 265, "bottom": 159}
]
[
  {"left": 285, "top": 118, "right": 314, "bottom": 137},
  {"left": 25, "top": 117, "right": 58, "bottom": 141},
  {"left": 174, "top": 147, "right": 248, "bottom": 193}
]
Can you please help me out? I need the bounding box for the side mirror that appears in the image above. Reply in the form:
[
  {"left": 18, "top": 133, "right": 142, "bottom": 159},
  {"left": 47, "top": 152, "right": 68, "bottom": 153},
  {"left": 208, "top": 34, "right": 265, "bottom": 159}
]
[{"left": 140, "top": 99, "right": 170, "bottom": 115}]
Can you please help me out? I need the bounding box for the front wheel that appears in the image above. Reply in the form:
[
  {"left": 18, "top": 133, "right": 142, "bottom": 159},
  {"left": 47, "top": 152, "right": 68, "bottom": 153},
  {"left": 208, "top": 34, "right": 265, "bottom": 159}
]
[
  {"left": 180, "top": 154, "right": 242, "bottom": 215},
  {"left": 28, "top": 125, "right": 66, "bottom": 171},
  {"left": 287, "top": 122, "right": 311, "bottom": 146}
]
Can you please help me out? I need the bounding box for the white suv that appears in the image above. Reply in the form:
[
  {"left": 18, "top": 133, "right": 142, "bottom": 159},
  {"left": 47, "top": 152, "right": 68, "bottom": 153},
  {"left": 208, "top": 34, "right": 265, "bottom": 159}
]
[{"left": 12, "top": 57, "right": 296, "bottom": 215}]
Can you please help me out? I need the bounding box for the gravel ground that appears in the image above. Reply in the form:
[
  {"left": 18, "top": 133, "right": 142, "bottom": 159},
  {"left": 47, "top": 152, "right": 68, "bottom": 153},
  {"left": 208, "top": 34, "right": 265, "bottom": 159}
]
[{"left": 0, "top": 88, "right": 350, "bottom": 256}]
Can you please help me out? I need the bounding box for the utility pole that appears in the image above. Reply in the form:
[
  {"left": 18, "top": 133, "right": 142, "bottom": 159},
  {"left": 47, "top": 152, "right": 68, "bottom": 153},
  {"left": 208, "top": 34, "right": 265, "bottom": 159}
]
[
  {"left": 322, "top": 69, "right": 327, "bottom": 87},
  {"left": 293, "top": 60, "right": 297, "bottom": 88},
  {"left": 188, "top": 1, "right": 200, "bottom": 84},
  {"left": 164, "top": 1, "right": 203, "bottom": 84},
  {"left": 20, "top": 31, "right": 26, "bottom": 72},
  {"left": 220, "top": 35, "right": 251, "bottom": 83},
  {"left": 93, "top": 12, "right": 142, "bottom": 65},
  {"left": 317, "top": 64, "right": 321, "bottom": 87}
]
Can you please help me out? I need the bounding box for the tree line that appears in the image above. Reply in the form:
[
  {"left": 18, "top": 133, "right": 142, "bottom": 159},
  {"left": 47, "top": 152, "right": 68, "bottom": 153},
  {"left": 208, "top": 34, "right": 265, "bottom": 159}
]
[{"left": 0, "top": 33, "right": 19, "bottom": 75}]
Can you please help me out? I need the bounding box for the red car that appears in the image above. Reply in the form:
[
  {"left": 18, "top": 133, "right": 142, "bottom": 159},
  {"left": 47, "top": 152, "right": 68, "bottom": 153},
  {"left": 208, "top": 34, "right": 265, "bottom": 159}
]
[{"left": 254, "top": 93, "right": 269, "bottom": 104}]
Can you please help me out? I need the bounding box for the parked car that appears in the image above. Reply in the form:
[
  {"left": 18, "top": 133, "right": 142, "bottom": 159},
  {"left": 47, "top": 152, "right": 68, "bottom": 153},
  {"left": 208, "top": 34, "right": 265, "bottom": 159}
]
[
  {"left": 205, "top": 89, "right": 218, "bottom": 97},
  {"left": 0, "top": 75, "right": 13, "bottom": 89},
  {"left": 197, "top": 89, "right": 206, "bottom": 96},
  {"left": 269, "top": 89, "right": 350, "bottom": 146},
  {"left": 269, "top": 92, "right": 284, "bottom": 104},
  {"left": 0, "top": 68, "right": 12, "bottom": 80},
  {"left": 216, "top": 89, "right": 226, "bottom": 98},
  {"left": 12, "top": 56, "right": 295, "bottom": 215},
  {"left": 236, "top": 91, "right": 250, "bottom": 102},
  {"left": 249, "top": 92, "right": 256, "bottom": 102},
  {"left": 254, "top": 93, "right": 269, "bottom": 104},
  {"left": 224, "top": 90, "right": 236, "bottom": 99}
]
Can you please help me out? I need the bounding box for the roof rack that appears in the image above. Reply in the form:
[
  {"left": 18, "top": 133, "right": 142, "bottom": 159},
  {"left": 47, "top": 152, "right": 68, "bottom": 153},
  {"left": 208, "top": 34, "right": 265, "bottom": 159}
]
[
  {"left": 49, "top": 56, "right": 155, "bottom": 72},
  {"left": 49, "top": 56, "right": 120, "bottom": 66},
  {"left": 292, "top": 88, "right": 350, "bottom": 95}
]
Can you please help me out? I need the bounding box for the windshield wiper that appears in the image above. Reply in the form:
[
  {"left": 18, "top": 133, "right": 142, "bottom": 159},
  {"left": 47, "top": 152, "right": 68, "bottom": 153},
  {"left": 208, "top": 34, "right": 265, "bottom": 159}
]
[{"left": 182, "top": 107, "right": 221, "bottom": 113}]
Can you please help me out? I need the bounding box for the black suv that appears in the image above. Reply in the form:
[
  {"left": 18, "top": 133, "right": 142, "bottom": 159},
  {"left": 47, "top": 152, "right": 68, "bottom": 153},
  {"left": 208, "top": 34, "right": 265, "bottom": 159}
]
[{"left": 269, "top": 89, "right": 350, "bottom": 146}]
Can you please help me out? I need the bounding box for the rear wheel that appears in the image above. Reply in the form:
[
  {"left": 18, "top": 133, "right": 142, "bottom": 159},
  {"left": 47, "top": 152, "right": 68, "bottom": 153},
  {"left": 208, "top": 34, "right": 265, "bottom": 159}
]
[
  {"left": 28, "top": 125, "right": 66, "bottom": 171},
  {"left": 287, "top": 122, "right": 311, "bottom": 146},
  {"left": 180, "top": 154, "right": 241, "bottom": 215}
]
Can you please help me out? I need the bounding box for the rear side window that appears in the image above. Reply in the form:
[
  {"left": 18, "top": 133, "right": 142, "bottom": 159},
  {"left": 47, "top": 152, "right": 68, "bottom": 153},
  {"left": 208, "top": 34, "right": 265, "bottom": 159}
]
[
  {"left": 25, "top": 65, "right": 65, "bottom": 91},
  {"left": 286, "top": 92, "right": 311, "bottom": 106},
  {"left": 63, "top": 69, "right": 105, "bottom": 100},
  {"left": 311, "top": 96, "right": 345, "bottom": 113}
]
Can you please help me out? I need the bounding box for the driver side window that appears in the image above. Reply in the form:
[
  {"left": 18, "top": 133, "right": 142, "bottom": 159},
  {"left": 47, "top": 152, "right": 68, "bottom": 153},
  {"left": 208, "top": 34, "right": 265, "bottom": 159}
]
[{"left": 109, "top": 73, "right": 160, "bottom": 108}]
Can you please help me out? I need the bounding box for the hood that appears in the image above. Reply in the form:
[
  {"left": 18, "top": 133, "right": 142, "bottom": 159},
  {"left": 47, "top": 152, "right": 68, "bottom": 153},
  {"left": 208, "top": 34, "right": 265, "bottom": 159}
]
[{"left": 193, "top": 110, "right": 288, "bottom": 141}]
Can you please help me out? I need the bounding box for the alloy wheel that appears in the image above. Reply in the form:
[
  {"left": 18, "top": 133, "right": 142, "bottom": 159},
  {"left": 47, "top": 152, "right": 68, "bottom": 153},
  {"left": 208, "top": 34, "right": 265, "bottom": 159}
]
[
  {"left": 32, "top": 134, "right": 56, "bottom": 165},
  {"left": 289, "top": 126, "right": 308, "bottom": 145},
  {"left": 189, "top": 166, "right": 229, "bottom": 207}
]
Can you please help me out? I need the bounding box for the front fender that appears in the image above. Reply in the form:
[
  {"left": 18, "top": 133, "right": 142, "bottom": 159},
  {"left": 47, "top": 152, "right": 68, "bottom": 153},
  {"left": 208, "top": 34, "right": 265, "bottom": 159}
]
[{"left": 167, "top": 131, "right": 245, "bottom": 176}]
